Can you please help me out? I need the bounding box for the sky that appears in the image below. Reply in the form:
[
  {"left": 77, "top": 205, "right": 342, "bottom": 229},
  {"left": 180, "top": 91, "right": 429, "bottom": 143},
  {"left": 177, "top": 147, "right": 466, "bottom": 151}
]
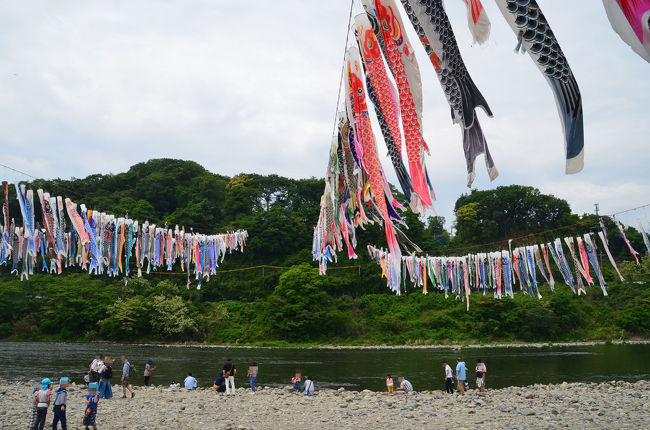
[{"left": 0, "top": 0, "right": 648, "bottom": 230}]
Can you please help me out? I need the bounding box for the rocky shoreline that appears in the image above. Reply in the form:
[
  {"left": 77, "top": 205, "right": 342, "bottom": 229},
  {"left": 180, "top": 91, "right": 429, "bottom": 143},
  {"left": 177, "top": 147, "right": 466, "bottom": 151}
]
[{"left": 2, "top": 380, "right": 648, "bottom": 429}]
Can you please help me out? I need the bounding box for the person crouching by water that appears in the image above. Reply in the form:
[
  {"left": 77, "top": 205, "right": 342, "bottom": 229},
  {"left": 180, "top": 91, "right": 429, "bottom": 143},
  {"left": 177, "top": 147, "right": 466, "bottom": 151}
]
[
  {"left": 121, "top": 355, "right": 135, "bottom": 398},
  {"left": 185, "top": 372, "right": 198, "bottom": 390},
  {"left": 144, "top": 360, "right": 155, "bottom": 386},
  {"left": 247, "top": 362, "right": 258, "bottom": 393},
  {"left": 98, "top": 356, "right": 114, "bottom": 400},
  {"left": 456, "top": 357, "right": 467, "bottom": 395},
  {"left": 303, "top": 376, "right": 314, "bottom": 396},
  {"left": 397, "top": 377, "right": 413, "bottom": 393},
  {"left": 32, "top": 378, "right": 51, "bottom": 430},
  {"left": 443, "top": 361, "right": 454, "bottom": 394},
  {"left": 52, "top": 377, "right": 69, "bottom": 430},
  {"left": 213, "top": 373, "right": 226, "bottom": 393},
  {"left": 223, "top": 358, "right": 237, "bottom": 396},
  {"left": 475, "top": 359, "right": 487, "bottom": 392}
]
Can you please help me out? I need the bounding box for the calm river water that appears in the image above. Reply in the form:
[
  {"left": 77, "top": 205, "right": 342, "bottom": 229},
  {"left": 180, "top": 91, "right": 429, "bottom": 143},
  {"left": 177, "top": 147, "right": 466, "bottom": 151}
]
[{"left": 1, "top": 342, "right": 648, "bottom": 391}]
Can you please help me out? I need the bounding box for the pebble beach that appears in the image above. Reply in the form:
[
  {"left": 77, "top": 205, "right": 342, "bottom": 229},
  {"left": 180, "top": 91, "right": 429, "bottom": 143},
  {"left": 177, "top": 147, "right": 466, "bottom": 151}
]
[{"left": 3, "top": 380, "right": 649, "bottom": 429}]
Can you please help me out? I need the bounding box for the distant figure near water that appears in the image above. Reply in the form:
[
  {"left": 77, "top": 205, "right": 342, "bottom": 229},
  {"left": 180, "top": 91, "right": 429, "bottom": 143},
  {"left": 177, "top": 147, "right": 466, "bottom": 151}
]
[
  {"left": 247, "top": 362, "right": 258, "bottom": 393},
  {"left": 223, "top": 358, "right": 237, "bottom": 396},
  {"left": 443, "top": 361, "right": 454, "bottom": 394},
  {"left": 291, "top": 371, "right": 302, "bottom": 393},
  {"left": 386, "top": 374, "right": 394, "bottom": 393},
  {"left": 397, "top": 377, "right": 413, "bottom": 393},
  {"left": 476, "top": 359, "right": 487, "bottom": 392},
  {"left": 121, "top": 355, "right": 135, "bottom": 399},
  {"left": 456, "top": 358, "right": 467, "bottom": 395},
  {"left": 144, "top": 360, "right": 155, "bottom": 386}
]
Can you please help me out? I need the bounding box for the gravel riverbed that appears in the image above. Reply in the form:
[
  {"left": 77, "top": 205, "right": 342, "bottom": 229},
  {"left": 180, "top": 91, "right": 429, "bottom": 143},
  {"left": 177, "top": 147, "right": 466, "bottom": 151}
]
[{"left": 2, "top": 380, "right": 648, "bottom": 429}]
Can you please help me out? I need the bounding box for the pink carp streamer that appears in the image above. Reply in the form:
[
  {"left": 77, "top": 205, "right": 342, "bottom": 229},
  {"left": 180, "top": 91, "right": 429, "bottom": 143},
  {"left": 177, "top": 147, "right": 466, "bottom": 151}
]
[{"left": 603, "top": 0, "right": 650, "bottom": 62}]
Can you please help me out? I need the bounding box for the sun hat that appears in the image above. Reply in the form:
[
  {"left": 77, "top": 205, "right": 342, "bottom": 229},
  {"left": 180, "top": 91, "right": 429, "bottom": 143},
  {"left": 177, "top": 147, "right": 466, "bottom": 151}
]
[
  {"left": 88, "top": 382, "right": 99, "bottom": 390},
  {"left": 41, "top": 378, "right": 51, "bottom": 388},
  {"left": 59, "top": 377, "right": 70, "bottom": 385},
  {"left": 147, "top": 359, "right": 153, "bottom": 364}
]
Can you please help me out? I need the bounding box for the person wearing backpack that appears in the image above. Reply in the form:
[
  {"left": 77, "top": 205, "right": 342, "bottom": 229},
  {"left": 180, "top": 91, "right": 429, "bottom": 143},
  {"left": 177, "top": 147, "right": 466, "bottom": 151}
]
[
  {"left": 98, "top": 356, "right": 114, "bottom": 399},
  {"left": 121, "top": 355, "right": 135, "bottom": 399}
]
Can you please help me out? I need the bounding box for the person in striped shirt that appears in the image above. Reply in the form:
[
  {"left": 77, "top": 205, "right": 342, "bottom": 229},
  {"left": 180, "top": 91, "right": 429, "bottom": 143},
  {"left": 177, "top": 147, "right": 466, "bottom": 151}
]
[{"left": 397, "top": 377, "right": 413, "bottom": 393}]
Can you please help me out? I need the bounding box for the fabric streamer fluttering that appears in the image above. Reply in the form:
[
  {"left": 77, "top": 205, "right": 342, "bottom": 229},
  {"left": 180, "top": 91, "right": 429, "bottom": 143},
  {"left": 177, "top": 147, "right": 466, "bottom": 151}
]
[
  {"left": 602, "top": 0, "right": 650, "bottom": 62},
  {"left": 367, "top": 214, "right": 642, "bottom": 310},
  {"left": 494, "top": 0, "right": 584, "bottom": 175},
  {"left": 0, "top": 182, "right": 248, "bottom": 288}
]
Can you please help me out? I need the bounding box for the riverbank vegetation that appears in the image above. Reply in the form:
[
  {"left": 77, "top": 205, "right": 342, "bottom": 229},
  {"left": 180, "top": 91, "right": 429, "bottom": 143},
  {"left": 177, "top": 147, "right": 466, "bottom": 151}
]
[{"left": 1, "top": 159, "right": 648, "bottom": 344}]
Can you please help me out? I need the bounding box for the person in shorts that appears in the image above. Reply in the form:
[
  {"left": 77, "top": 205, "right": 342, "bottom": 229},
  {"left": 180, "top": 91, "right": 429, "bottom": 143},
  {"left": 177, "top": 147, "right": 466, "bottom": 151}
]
[
  {"left": 121, "top": 355, "right": 135, "bottom": 398},
  {"left": 475, "top": 359, "right": 487, "bottom": 392},
  {"left": 456, "top": 357, "right": 466, "bottom": 395}
]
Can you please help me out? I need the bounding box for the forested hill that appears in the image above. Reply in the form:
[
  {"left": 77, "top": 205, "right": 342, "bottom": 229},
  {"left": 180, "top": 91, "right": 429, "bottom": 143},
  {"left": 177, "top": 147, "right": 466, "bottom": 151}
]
[{"left": 1, "top": 158, "right": 648, "bottom": 344}]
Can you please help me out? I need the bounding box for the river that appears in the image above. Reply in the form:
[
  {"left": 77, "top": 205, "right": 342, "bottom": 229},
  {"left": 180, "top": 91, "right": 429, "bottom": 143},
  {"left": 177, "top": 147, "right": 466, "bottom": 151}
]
[{"left": 1, "top": 342, "right": 648, "bottom": 391}]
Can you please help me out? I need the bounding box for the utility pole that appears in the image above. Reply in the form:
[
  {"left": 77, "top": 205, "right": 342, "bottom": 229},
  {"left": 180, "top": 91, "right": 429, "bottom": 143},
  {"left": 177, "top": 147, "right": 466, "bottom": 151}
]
[{"left": 594, "top": 202, "right": 603, "bottom": 270}]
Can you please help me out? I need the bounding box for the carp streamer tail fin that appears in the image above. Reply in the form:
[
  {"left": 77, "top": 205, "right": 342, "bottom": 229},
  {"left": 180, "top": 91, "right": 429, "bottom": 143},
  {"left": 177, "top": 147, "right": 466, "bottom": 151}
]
[
  {"left": 461, "top": 0, "right": 491, "bottom": 44},
  {"left": 456, "top": 73, "right": 493, "bottom": 127},
  {"left": 407, "top": 157, "right": 432, "bottom": 211},
  {"left": 547, "top": 75, "right": 584, "bottom": 174},
  {"left": 462, "top": 115, "right": 498, "bottom": 186}
]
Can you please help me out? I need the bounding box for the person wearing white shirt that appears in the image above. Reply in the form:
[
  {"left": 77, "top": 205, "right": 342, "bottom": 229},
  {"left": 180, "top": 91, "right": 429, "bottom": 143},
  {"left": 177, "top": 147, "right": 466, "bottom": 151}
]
[
  {"left": 443, "top": 361, "right": 454, "bottom": 394},
  {"left": 184, "top": 372, "right": 198, "bottom": 390},
  {"left": 303, "top": 376, "right": 314, "bottom": 396}
]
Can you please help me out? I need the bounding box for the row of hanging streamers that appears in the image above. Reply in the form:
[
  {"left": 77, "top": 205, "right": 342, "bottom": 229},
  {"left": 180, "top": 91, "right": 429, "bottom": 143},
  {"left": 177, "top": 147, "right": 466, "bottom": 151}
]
[
  {"left": 0, "top": 179, "right": 248, "bottom": 289},
  {"left": 367, "top": 211, "right": 649, "bottom": 310},
  {"left": 313, "top": 0, "right": 650, "bottom": 273}
]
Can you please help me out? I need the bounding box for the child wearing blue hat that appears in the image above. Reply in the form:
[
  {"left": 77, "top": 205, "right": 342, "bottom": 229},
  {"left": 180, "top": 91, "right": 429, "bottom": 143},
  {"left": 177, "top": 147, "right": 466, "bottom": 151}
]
[
  {"left": 32, "top": 378, "right": 51, "bottom": 430},
  {"left": 83, "top": 382, "right": 99, "bottom": 430},
  {"left": 52, "top": 377, "right": 69, "bottom": 429}
]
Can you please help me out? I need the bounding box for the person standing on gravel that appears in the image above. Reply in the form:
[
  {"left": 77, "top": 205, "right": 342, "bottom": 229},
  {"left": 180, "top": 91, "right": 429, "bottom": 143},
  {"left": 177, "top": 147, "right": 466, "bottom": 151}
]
[
  {"left": 247, "top": 362, "right": 258, "bottom": 393},
  {"left": 456, "top": 358, "right": 466, "bottom": 395},
  {"left": 222, "top": 358, "right": 236, "bottom": 396},
  {"left": 443, "top": 362, "right": 454, "bottom": 394},
  {"left": 120, "top": 355, "right": 135, "bottom": 398},
  {"left": 475, "top": 359, "right": 487, "bottom": 392},
  {"left": 89, "top": 355, "right": 104, "bottom": 383}
]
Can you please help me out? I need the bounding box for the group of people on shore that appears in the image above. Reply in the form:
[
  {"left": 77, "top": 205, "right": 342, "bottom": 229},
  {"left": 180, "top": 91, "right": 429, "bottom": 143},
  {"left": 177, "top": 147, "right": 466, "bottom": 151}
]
[
  {"left": 181, "top": 359, "right": 315, "bottom": 397},
  {"left": 385, "top": 358, "right": 487, "bottom": 395},
  {"left": 30, "top": 353, "right": 144, "bottom": 429},
  {"left": 30, "top": 354, "right": 486, "bottom": 428}
]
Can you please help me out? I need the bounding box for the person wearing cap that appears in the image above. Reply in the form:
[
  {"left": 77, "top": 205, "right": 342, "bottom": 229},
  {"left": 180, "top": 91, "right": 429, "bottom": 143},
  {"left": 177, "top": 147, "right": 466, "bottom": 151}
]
[
  {"left": 83, "top": 382, "right": 100, "bottom": 430},
  {"left": 29, "top": 381, "right": 41, "bottom": 430},
  {"left": 52, "top": 377, "right": 69, "bottom": 429},
  {"left": 32, "top": 378, "right": 51, "bottom": 430}
]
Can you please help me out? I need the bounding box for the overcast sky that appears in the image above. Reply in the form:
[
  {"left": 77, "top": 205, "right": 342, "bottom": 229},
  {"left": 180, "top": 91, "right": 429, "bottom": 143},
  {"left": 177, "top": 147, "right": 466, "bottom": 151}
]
[{"left": 1, "top": 0, "right": 648, "bottom": 229}]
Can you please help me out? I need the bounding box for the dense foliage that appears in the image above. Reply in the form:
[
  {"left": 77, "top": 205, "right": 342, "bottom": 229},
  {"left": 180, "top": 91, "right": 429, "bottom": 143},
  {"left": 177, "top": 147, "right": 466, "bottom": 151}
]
[{"left": 0, "top": 159, "right": 648, "bottom": 344}]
